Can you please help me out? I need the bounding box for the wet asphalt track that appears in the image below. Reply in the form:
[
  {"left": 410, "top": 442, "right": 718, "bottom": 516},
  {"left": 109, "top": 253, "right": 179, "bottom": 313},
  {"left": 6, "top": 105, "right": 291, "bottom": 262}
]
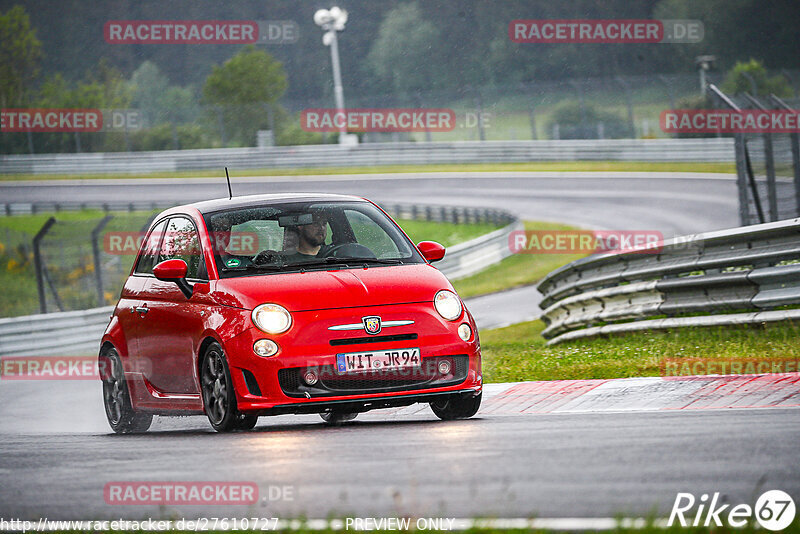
[{"left": 4, "top": 172, "right": 795, "bottom": 521}]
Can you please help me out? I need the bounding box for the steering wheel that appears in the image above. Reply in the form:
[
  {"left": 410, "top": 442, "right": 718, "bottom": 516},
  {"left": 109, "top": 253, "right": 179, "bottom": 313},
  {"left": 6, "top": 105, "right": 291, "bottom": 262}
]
[{"left": 323, "top": 243, "right": 376, "bottom": 260}]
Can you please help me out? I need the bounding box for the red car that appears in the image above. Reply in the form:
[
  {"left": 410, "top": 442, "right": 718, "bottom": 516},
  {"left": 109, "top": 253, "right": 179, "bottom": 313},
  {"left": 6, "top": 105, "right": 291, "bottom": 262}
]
[{"left": 100, "top": 194, "right": 482, "bottom": 432}]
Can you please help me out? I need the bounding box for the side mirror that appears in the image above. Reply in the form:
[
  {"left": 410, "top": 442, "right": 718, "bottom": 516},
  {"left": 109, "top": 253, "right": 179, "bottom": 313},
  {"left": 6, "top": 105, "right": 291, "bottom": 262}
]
[
  {"left": 417, "top": 241, "right": 445, "bottom": 263},
  {"left": 153, "top": 259, "right": 193, "bottom": 299}
]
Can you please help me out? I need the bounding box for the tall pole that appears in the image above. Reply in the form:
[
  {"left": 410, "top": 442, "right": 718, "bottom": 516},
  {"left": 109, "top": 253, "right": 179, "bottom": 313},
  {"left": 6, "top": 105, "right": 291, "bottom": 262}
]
[
  {"left": 327, "top": 30, "right": 347, "bottom": 140},
  {"left": 315, "top": 7, "right": 349, "bottom": 145}
]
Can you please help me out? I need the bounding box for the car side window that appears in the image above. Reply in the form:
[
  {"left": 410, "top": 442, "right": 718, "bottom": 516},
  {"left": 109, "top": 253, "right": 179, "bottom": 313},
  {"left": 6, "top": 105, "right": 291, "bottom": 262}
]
[
  {"left": 345, "top": 209, "right": 400, "bottom": 258},
  {"left": 134, "top": 219, "right": 167, "bottom": 275},
  {"left": 158, "top": 217, "right": 203, "bottom": 280}
]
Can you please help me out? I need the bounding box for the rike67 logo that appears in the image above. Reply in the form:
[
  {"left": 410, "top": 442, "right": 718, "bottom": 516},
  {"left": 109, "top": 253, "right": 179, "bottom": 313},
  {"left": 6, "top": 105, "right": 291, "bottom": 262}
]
[{"left": 669, "top": 490, "right": 796, "bottom": 531}]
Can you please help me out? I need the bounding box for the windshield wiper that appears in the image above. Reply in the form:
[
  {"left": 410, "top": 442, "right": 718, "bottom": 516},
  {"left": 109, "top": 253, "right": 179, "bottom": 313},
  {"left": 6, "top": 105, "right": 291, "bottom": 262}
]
[
  {"left": 339, "top": 257, "right": 405, "bottom": 265},
  {"left": 221, "top": 261, "right": 298, "bottom": 272}
]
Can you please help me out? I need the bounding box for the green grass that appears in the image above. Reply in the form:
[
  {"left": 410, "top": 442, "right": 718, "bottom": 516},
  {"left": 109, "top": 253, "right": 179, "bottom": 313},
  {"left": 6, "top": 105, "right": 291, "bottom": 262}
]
[
  {"left": 453, "top": 221, "right": 587, "bottom": 298},
  {"left": 1, "top": 160, "right": 735, "bottom": 181},
  {"left": 398, "top": 219, "right": 500, "bottom": 248},
  {"left": 480, "top": 319, "right": 800, "bottom": 383}
]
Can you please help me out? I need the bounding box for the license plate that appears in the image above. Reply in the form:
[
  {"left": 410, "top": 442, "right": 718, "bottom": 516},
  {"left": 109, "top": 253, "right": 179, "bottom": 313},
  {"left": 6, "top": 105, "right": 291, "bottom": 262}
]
[{"left": 336, "top": 348, "right": 421, "bottom": 374}]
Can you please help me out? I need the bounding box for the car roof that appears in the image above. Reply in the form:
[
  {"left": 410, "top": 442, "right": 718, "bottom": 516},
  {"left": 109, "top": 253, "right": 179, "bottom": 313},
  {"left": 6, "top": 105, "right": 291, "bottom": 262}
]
[{"left": 176, "top": 193, "right": 370, "bottom": 215}]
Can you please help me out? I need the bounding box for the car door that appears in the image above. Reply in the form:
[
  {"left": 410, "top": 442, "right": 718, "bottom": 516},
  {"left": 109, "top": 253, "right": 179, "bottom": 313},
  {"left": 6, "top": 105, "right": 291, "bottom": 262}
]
[
  {"left": 137, "top": 215, "right": 208, "bottom": 394},
  {"left": 120, "top": 218, "right": 166, "bottom": 375}
]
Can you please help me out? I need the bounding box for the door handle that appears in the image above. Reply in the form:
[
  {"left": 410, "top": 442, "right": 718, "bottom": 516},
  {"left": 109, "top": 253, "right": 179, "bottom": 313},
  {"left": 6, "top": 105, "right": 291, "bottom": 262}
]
[{"left": 134, "top": 305, "right": 149, "bottom": 315}]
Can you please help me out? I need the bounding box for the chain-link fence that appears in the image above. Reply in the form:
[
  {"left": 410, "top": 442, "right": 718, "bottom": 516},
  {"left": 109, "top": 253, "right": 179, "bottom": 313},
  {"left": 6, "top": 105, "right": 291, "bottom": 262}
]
[
  {"left": 30, "top": 211, "right": 158, "bottom": 314},
  {"left": 708, "top": 85, "right": 800, "bottom": 225}
]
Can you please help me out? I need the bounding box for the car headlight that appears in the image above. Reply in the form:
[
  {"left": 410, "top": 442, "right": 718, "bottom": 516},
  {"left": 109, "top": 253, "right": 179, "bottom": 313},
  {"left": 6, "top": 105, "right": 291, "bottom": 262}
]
[
  {"left": 251, "top": 304, "right": 292, "bottom": 334},
  {"left": 434, "top": 290, "right": 462, "bottom": 321}
]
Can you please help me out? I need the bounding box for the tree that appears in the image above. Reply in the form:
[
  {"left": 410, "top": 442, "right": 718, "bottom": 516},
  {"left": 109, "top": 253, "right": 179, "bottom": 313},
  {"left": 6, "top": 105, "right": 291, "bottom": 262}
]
[
  {"left": 365, "top": 2, "right": 442, "bottom": 94},
  {"left": 720, "top": 59, "right": 792, "bottom": 98},
  {"left": 203, "top": 46, "right": 288, "bottom": 146},
  {"left": 203, "top": 45, "right": 287, "bottom": 106},
  {"left": 0, "top": 5, "right": 42, "bottom": 106}
]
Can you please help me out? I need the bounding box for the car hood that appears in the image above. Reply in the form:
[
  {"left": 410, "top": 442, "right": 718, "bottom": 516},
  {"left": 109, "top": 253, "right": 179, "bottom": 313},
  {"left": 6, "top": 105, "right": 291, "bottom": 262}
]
[{"left": 212, "top": 263, "right": 454, "bottom": 311}]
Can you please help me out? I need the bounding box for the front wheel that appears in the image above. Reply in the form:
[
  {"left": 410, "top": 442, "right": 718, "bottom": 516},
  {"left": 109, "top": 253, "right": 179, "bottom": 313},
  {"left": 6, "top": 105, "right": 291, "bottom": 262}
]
[
  {"left": 320, "top": 410, "right": 358, "bottom": 425},
  {"left": 100, "top": 347, "right": 152, "bottom": 434},
  {"left": 201, "top": 342, "right": 253, "bottom": 432},
  {"left": 430, "top": 392, "right": 482, "bottom": 420}
]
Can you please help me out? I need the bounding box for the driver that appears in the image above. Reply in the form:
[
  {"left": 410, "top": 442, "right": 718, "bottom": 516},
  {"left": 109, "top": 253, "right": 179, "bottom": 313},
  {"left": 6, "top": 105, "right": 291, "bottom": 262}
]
[{"left": 295, "top": 211, "right": 331, "bottom": 257}]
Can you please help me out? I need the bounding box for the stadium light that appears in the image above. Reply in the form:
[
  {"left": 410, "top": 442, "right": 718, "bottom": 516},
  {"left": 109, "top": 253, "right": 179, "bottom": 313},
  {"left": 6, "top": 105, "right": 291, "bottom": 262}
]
[{"left": 314, "top": 7, "right": 353, "bottom": 145}]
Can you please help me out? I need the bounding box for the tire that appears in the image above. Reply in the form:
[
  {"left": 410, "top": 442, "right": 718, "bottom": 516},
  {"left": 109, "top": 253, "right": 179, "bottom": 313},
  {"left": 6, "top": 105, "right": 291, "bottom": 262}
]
[
  {"left": 100, "top": 347, "right": 153, "bottom": 434},
  {"left": 430, "top": 392, "right": 482, "bottom": 420},
  {"left": 200, "top": 342, "right": 253, "bottom": 432},
  {"left": 319, "top": 410, "right": 358, "bottom": 425},
  {"left": 235, "top": 414, "right": 259, "bottom": 430}
]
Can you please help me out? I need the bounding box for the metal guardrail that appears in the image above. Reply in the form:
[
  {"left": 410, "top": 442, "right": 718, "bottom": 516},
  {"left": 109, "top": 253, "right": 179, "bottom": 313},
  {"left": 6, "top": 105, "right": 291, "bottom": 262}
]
[
  {"left": 0, "top": 203, "right": 519, "bottom": 357},
  {"left": 536, "top": 218, "right": 800, "bottom": 345},
  {"left": 0, "top": 306, "right": 115, "bottom": 357},
  {"left": 0, "top": 138, "right": 735, "bottom": 175}
]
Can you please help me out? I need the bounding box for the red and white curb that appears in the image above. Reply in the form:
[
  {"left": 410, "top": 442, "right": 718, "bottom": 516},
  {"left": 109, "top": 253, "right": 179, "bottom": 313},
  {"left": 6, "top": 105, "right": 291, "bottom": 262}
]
[{"left": 389, "top": 372, "right": 800, "bottom": 416}]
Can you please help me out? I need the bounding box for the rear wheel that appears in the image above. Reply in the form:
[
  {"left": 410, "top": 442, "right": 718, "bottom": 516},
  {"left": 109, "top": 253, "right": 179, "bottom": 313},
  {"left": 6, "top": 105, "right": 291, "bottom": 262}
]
[
  {"left": 430, "top": 392, "right": 482, "bottom": 420},
  {"left": 201, "top": 342, "right": 254, "bottom": 432},
  {"left": 319, "top": 410, "right": 358, "bottom": 425},
  {"left": 100, "top": 347, "right": 152, "bottom": 434}
]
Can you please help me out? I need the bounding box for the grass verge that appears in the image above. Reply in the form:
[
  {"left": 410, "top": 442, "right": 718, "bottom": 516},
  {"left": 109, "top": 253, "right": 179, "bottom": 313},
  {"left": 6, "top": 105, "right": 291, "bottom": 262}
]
[
  {"left": 480, "top": 319, "right": 800, "bottom": 382},
  {"left": 2, "top": 160, "right": 735, "bottom": 181},
  {"left": 453, "top": 221, "right": 586, "bottom": 298}
]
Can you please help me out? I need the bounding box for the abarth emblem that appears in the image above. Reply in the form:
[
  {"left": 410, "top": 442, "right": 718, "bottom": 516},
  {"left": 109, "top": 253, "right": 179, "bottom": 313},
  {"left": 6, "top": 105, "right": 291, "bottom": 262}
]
[{"left": 362, "top": 316, "right": 382, "bottom": 335}]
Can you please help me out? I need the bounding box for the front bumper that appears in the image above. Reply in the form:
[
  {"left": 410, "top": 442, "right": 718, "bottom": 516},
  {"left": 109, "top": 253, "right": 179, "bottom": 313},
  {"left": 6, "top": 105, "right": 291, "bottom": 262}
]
[{"left": 221, "top": 302, "right": 482, "bottom": 414}]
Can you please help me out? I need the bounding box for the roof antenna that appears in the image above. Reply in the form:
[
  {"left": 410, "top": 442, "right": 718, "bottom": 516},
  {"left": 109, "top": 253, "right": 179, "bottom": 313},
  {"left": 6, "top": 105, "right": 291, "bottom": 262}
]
[{"left": 225, "top": 167, "right": 233, "bottom": 200}]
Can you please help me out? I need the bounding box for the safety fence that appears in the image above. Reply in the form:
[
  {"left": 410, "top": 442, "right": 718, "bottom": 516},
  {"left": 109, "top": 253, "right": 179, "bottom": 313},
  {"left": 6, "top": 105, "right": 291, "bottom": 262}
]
[
  {"left": 0, "top": 138, "right": 735, "bottom": 175},
  {"left": 706, "top": 85, "right": 800, "bottom": 225},
  {"left": 536, "top": 217, "right": 800, "bottom": 345}
]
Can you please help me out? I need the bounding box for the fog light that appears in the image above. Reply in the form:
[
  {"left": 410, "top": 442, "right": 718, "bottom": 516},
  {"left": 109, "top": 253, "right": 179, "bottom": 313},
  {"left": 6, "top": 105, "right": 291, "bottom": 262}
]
[
  {"left": 303, "top": 370, "right": 319, "bottom": 386},
  {"left": 458, "top": 323, "right": 472, "bottom": 341},
  {"left": 438, "top": 360, "right": 452, "bottom": 375},
  {"left": 253, "top": 339, "right": 278, "bottom": 357}
]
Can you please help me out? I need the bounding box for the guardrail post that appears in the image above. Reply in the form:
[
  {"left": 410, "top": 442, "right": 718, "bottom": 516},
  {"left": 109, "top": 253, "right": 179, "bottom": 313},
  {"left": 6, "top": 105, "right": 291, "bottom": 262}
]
[
  {"left": 33, "top": 217, "right": 56, "bottom": 314},
  {"left": 91, "top": 215, "right": 114, "bottom": 307}
]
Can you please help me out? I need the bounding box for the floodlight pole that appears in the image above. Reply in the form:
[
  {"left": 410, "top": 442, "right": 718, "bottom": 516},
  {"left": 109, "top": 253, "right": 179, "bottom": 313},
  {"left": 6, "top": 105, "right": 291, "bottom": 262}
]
[
  {"left": 327, "top": 29, "right": 347, "bottom": 140},
  {"left": 315, "top": 7, "right": 349, "bottom": 144}
]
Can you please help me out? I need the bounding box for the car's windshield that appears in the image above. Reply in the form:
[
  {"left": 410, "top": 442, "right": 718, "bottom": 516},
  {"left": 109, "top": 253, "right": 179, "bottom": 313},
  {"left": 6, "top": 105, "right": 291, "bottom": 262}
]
[{"left": 204, "top": 200, "right": 423, "bottom": 277}]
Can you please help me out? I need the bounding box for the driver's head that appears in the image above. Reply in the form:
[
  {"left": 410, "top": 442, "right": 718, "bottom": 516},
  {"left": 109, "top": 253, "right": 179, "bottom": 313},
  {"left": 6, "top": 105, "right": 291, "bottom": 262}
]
[{"left": 298, "top": 212, "right": 328, "bottom": 249}]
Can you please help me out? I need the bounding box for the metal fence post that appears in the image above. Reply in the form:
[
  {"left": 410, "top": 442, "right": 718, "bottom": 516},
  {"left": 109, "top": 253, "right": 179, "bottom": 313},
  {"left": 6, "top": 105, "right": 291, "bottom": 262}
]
[
  {"left": 770, "top": 94, "right": 800, "bottom": 217},
  {"left": 91, "top": 215, "right": 114, "bottom": 307},
  {"left": 745, "top": 93, "right": 778, "bottom": 221},
  {"left": 33, "top": 217, "right": 57, "bottom": 314},
  {"left": 733, "top": 134, "right": 751, "bottom": 225}
]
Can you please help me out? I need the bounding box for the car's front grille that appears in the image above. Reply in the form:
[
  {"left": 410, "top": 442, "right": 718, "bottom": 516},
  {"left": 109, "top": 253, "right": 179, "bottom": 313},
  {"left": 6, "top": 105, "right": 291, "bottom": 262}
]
[
  {"left": 329, "top": 333, "right": 418, "bottom": 346},
  {"left": 277, "top": 355, "right": 469, "bottom": 397}
]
